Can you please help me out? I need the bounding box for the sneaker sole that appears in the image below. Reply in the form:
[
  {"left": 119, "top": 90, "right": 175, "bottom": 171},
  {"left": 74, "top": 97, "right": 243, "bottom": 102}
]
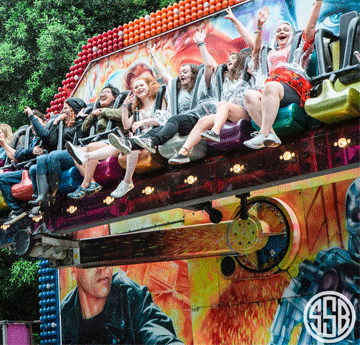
[
  {"left": 168, "top": 158, "right": 190, "bottom": 165},
  {"left": 243, "top": 141, "right": 265, "bottom": 150},
  {"left": 85, "top": 187, "right": 102, "bottom": 197},
  {"left": 66, "top": 142, "right": 86, "bottom": 165},
  {"left": 89, "top": 186, "right": 102, "bottom": 193},
  {"left": 4, "top": 212, "right": 27, "bottom": 226},
  {"left": 264, "top": 139, "right": 281, "bottom": 148},
  {"left": 200, "top": 133, "right": 220, "bottom": 142},
  {"left": 110, "top": 186, "right": 134, "bottom": 198},
  {"left": 67, "top": 194, "right": 86, "bottom": 200},
  {"left": 133, "top": 137, "right": 156, "bottom": 154},
  {"left": 108, "top": 134, "right": 131, "bottom": 155}
]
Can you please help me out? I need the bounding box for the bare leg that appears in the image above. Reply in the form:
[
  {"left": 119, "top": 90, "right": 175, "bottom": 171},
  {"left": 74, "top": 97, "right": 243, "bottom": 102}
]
[
  {"left": 211, "top": 101, "right": 249, "bottom": 134},
  {"left": 244, "top": 90, "right": 263, "bottom": 128},
  {"left": 87, "top": 145, "right": 120, "bottom": 161},
  {"left": 81, "top": 141, "right": 109, "bottom": 188},
  {"left": 243, "top": 84, "right": 284, "bottom": 149},
  {"left": 74, "top": 161, "right": 85, "bottom": 177},
  {"left": 111, "top": 151, "right": 141, "bottom": 198},
  {"left": 123, "top": 150, "right": 140, "bottom": 184},
  {"left": 72, "top": 147, "right": 88, "bottom": 177},
  {"left": 260, "top": 81, "right": 284, "bottom": 136},
  {"left": 178, "top": 115, "right": 216, "bottom": 156}
]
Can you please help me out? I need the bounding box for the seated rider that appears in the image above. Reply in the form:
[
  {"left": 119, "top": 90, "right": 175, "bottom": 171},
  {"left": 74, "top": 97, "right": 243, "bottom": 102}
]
[
  {"left": 63, "top": 84, "right": 122, "bottom": 198},
  {"left": 66, "top": 76, "right": 169, "bottom": 199},
  {"left": 243, "top": 0, "right": 323, "bottom": 149},
  {"left": 168, "top": 7, "right": 268, "bottom": 165},
  {"left": 0, "top": 111, "right": 47, "bottom": 226},
  {"left": 27, "top": 97, "right": 87, "bottom": 218},
  {"left": 108, "top": 8, "right": 258, "bottom": 157},
  {"left": 65, "top": 46, "right": 199, "bottom": 199}
]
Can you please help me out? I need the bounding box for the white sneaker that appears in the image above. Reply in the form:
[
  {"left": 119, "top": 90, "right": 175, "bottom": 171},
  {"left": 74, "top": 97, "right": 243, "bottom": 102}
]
[
  {"left": 111, "top": 180, "right": 134, "bottom": 198},
  {"left": 66, "top": 142, "right": 87, "bottom": 165},
  {"left": 264, "top": 130, "right": 281, "bottom": 147},
  {"left": 243, "top": 132, "right": 266, "bottom": 149}
]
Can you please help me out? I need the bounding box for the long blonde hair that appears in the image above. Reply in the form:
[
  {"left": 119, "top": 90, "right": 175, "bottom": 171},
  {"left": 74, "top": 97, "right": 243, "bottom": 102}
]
[{"left": 0, "top": 123, "right": 13, "bottom": 144}]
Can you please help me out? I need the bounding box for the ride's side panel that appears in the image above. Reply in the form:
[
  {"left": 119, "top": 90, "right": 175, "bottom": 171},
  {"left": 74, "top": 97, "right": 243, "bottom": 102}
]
[{"left": 57, "top": 173, "right": 359, "bottom": 344}]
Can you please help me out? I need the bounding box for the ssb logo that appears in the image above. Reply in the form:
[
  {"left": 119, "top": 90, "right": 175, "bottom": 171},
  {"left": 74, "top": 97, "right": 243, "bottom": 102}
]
[{"left": 304, "top": 291, "right": 356, "bottom": 343}]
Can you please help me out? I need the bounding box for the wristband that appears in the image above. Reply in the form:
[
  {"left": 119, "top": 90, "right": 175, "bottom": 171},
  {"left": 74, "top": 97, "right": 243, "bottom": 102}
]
[{"left": 197, "top": 42, "right": 206, "bottom": 47}]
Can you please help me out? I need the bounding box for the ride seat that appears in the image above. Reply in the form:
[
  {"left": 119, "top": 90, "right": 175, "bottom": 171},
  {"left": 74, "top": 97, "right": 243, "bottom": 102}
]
[{"left": 305, "top": 12, "right": 360, "bottom": 123}]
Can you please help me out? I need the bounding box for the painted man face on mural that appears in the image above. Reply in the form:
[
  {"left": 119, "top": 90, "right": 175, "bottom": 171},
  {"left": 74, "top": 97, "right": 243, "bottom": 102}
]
[{"left": 72, "top": 266, "right": 113, "bottom": 301}]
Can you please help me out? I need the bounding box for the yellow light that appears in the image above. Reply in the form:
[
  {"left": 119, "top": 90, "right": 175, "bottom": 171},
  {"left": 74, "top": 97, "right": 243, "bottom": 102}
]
[
  {"left": 66, "top": 205, "right": 77, "bottom": 214},
  {"left": 33, "top": 215, "right": 43, "bottom": 223},
  {"left": 184, "top": 175, "right": 197, "bottom": 184},
  {"left": 142, "top": 186, "right": 154, "bottom": 195},
  {"left": 230, "top": 164, "right": 244, "bottom": 173},
  {"left": 1, "top": 224, "right": 9, "bottom": 231},
  {"left": 336, "top": 137, "right": 350, "bottom": 148},
  {"left": 280, "top": 151, "right": 293, "bottom": 161},
  {"left": 103, "top": 196, "right": 114, "bottom": 205}
]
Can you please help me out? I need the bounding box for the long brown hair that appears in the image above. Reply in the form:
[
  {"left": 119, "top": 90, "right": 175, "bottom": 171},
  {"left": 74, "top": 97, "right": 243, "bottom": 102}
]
[
  {"left": 132, "top": 76, "right": 160, "bottom": 111},
  {"left": 226, "top": 50, "right": 251, "bottom": 82},
  {"left": 64, "top": 107, "right": 76, "bottom": 127},
  {"left": 177, "top": 63, "right": 199, "bottom": 93}
]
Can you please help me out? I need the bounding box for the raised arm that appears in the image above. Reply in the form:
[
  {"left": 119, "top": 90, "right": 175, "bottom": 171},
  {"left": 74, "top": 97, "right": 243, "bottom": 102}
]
[
  {"left": 304, "top": 0, "right": 323, "bottom": 42},
  {"left": 252, "top": 7, "right": 269, "bottom": 64},
  {"left": 121, "top": 92, "right": 135, "bottom": 131},
  {"left": 194, "top": 29, "right": 218, "bottom": 88},
  {"left": 149, "top": 45, "right": 172, "bottom": 85},
  {"left": 224, "top": 7, "right": 255, "bottom": 51},
  {"left": 24, "top": 106, "right": 50, "bottom": 140}
]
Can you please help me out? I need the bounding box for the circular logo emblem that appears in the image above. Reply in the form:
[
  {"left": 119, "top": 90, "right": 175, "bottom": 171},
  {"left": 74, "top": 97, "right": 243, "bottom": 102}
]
[{"left": 303, "top": 291, "right": 356, "bottom": 343}]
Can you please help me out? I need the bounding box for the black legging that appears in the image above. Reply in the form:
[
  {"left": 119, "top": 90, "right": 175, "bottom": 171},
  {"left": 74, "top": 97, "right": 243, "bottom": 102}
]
[
  {"left": 129, "top": 100, "right": 217, "bottom": 148},
  {"left": 279, "top": 82, "right": 301, "bottom": 107},
  {"left": 130, "top": 114, "right": 198, "bottom": 148}
]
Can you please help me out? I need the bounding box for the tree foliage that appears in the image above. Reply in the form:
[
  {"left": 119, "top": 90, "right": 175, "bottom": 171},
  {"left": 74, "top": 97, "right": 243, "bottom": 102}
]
[
  {"left": 0, "top": 249, "right": 40, "bottom": 320},
  {"left": 0, "top": 0, "right": 174, "bottom": 129}
]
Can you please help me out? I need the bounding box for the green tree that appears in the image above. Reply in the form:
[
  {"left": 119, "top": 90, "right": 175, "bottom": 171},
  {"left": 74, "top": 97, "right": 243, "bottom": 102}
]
[
  {"left": 0, "top": 0, "right": 174, "bottom": 129},
  {"left": 0, "top": 249, "right": 39, "bottom": 320}
]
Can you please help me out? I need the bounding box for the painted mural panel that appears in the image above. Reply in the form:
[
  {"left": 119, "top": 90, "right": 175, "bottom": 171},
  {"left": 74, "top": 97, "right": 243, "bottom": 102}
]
[
  {"left": 186, "top": 177, "right": 359, "bottom": 344},
  {"left": 59, "top": 226, "right": 192, "bottom": 344},
  {"left": 58, "top": 176, "right": 359, "bottom": 344},
  {"left": 72, "top": 0, "right": 359, "bottom": 103}
]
